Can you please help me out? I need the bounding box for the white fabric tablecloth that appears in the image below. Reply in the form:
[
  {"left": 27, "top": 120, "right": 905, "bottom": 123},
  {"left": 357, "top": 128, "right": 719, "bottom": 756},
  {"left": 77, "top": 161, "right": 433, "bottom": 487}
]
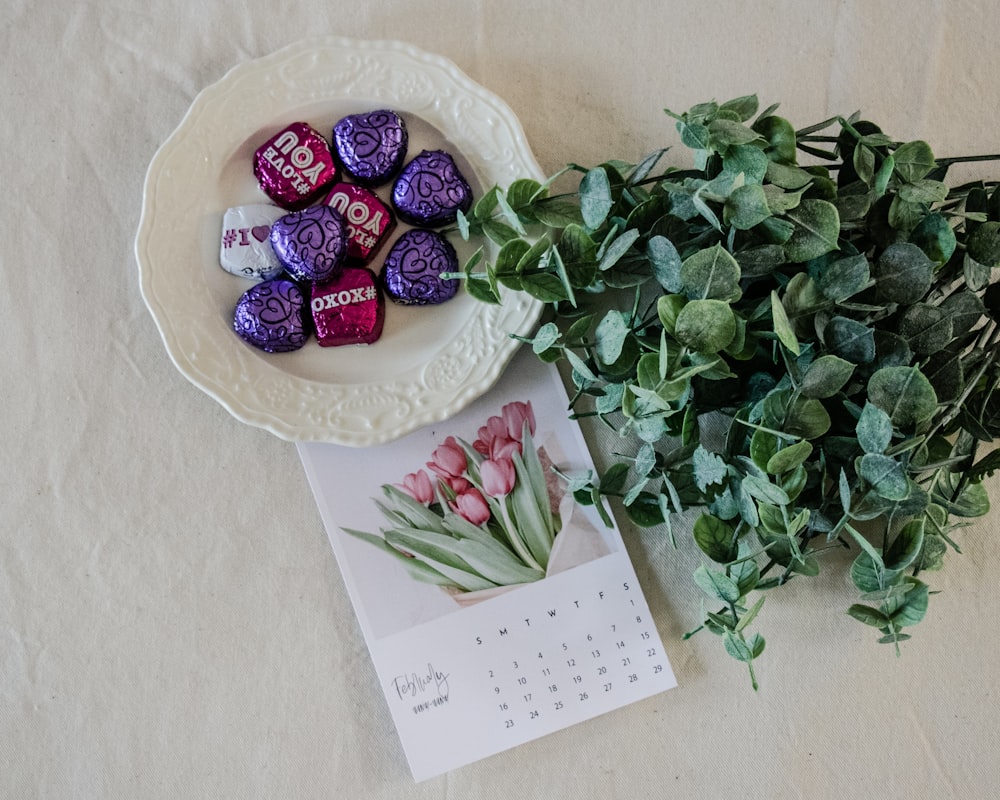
[{"left": 4, "top": 2, "right": 1000, "bottom": 797}]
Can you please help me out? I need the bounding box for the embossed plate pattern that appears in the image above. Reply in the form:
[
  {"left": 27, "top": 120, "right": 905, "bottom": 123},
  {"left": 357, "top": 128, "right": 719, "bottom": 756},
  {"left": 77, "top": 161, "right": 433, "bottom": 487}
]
[{"left": 136, "top": 37, "right": 544, "bottom": 445}]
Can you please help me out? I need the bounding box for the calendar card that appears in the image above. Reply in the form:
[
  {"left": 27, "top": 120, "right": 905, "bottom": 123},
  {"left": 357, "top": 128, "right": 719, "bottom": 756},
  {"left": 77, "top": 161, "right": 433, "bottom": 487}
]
[{"left": 297, "top": 348, "right": 676, "bottom": 781}]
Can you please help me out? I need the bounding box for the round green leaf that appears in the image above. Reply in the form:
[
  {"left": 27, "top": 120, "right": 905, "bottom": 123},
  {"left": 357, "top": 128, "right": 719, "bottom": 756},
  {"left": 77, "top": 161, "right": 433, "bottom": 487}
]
[
  {"left": 680, "top": 244, "right": 742, "bottom": 301},
  {"left": 674, "top": 299, "right": 737, "bottom": 353},
  {"left": 765, "top": 440, "right": 813, "bottom": 475},
  {"left": 873, "top": 242, "right": 934, "bottom": 303},
  {"left": 867, "top": 366, "right": 938, "bottom": 429},
  {"left": 580, "top": 166, "right": 613, "bottom": 230},
  {"left": 898, "top": 303, "right": 953, "bottom": 356},
  {"left": 799, "top": 355, "right": 856, "bottom": 399},
  {"left": 967, "top": 221, "right": 1000, "bottom": 267},
  {"left": 909, "top": 212, "right": 957, "bottom": 265},
  {"left": 784, "top": 396, "right": 831, "bottom": 439},
  {"left": 825, "top": 316, "right": 876, "bottom": 364},
  {"left": 725, "top": 184, "right": 772, "bottom": 230},
  {"left": 783, "top": 199, "right": 840, "bottom": 262},
  {"left": 753, "top": 115, "right": 797, "bottom": 164},
  {"left": 693, "top": 513, "right": 738, "bottom": 563},
  {"left": 859, "top": 453, "right": 910, "bottom": 501}
]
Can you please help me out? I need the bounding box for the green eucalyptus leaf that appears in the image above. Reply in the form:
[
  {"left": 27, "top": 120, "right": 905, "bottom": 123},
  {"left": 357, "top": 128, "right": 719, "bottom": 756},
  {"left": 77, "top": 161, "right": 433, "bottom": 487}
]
[
  {"left": 693, "top": 513, "right": 738, "bottom": 563},
  {"left": 799, "top": 355, "right": 856, "bottom": 399},
  {"left": 933, "top": 472, "right": 990, "bottom": 518},
  {"left": 963, "top": 253, "right": 991, "bottom": 291},
  {"left": 736, "top": 244, "right": 787, "bottom": 278},
  {"left": 783, "top": 199, "right": 840, "bottom": 262},
  {"left": 885, "top": 519, "right": 925, "bottom": 571},
  {"left": 752, "top": 115, "right": 797, "bottom": 163},
  {"left": 867, "top": 366, "right": 938, "bottom": 430},
  {"left": 916, "top": 534, "right": 947, "bottom": 571},
  {"left": 595, "top": 310, "right": 631, "bottom": 366},
  {"left": 898, "top": 179, "right": 948, "bottom": 205},
  {"left": 482, "top": 219, "right": 523, "bottom": 245},
  {"left": 770, "top": 291, "right": 800, "bottom": 355},
  {"left": 580, "top": 166, "right": 614, "bottom": 230},
  {"left": 873, "top": 242, "right": 935, "bottom": 303},
  {"left": 750, "top": 428, "right": 780, "bottom": 472},
  {"left": 853, "top": 145, "right": 876, "bottom": 185},
  {"left": 531, "top": 322, "right": 561, "bottom": 354},
  {"left": 825, "top": 316, "right": 876, "bottom": 364},
  {"left": 873, "top": 154, "right": 894, "bottom": 198},
  {"left": 898, "top": 303, "right": 953, "bottom": 356},
  {"left": 892, "top": 140, "right": 935, "bottom": 182},
  {"left": 720, "top": 93, "right": 759, "bottom": 121},
  {"left": 847, "top": 604, "right": 891, "bottom": 628},
  {"left": 815, "top": 253, "right": 870, "bottom": 301},
  {"left": 647, "top": 235, "right": 683, "bottom": 292},
  {"left": 680, "top": 244, "right": 743, "bottom": 301},
  {"left": 722, "top": 144, "right": 769, "bottom": 183},
  {"left": 725, "top": 183, "right": 772, "bottom": 230},
  {"left": 723, "top": 631, "right": 756, "bottom": 663},
  {"left": 625, "top": 492, "right": 667, "bottom": 526},
  {"left": 693, "top": 564, "right": 742, "bottom": 604},
  {"left": 765, "top": 160, "right": 815, "bottom": 190},
  {"left": 967, "top": 220, "right": 1000, "bottom": 267},
  {"left": 785, "top": 395, "right": 832, "bottom": 439},
  {"left": 765, "top": 440, "right": 813, "bottom": 474},
  {"left": 532, "top": 197, "right": 584, "bottom": 227},
  {"left": 598, "top": 228, "right": 639, "bottom": 272},
  {"left": 708, "top": 117, "right": 762, "bottom": 148},
  {"left": 859, "top": 453, "right": 910, "bottom": 501},
  {"left": 674, "top": 299, "right": 738, "bottom": 353},
  {"left": 740, "top": 473, "right": 790, "bottom": 506},
  {"left": 657, "top": 294, "right": 686, "bottom": 334},
  {"left": 857, "top": 402, "right": 893, "bottom": 454},
  {"left": 888, "top": 195, "right": 926, "bottom": 233},
  {"left": 890, "top": 579, "right": 930, "bottom": 627},
  {"left": 941, "top": 289, "right": 986, "bottom": 338},
  {"left": 505, "top": 178, "right": 545, "bottom": 213}
]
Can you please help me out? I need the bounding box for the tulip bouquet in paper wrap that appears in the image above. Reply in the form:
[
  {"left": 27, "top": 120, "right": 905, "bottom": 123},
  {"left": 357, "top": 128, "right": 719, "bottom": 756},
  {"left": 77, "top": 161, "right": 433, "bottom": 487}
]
[
  {"left": 345, "top": 401, "right": 591, "bottom": 598},
  {"left": 447, "top": 94, "right": 1000, "bottom": 686}
]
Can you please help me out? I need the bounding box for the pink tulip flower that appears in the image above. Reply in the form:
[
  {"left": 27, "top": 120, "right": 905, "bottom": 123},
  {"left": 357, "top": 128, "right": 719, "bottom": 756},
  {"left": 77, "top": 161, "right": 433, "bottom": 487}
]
[
  {"left": 502, "top": 401, "right": 536, "bottom": 442},
  {"left": 451, "top": 488, "right": 491, "bottom": 526},
  {"left": 427, "top": 436, "right": 467, "bottom": 480},
  {"left": 443, "top": 475, "right": 473, "bottom": 496},
  {"left": 398, "top": 470, "right": 435, "bottom": 504},
  {"left": 480, "top": 457, "right": 517, "bottom": 497}
]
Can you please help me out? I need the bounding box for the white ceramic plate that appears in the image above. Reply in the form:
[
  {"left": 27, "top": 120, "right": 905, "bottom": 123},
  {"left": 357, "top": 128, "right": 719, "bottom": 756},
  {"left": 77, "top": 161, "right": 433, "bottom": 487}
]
[{"left": 136, "top": 37, "right": 544, "bottom": 445}]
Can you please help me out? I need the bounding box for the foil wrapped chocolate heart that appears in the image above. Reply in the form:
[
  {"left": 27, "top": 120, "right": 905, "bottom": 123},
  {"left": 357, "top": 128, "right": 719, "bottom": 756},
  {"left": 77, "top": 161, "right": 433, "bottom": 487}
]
[
  {"left": 391, "top": 149, "right": 473, "bottom": 227},
  {"left": 381, "top": 229, "right": 459, "bottom": 305},
  {"left": 233, "top": 278, "right": 309, "bottom": 353},
  {"left": 332, "top": 109, "right": 408, "bottom": 186},
  {"left": 219, "top": 204, "right": 286, "bottom": 281},
  {"left": 269, "top": 205, "right": 348, "bottom": 283},
  {"left": 253, "top": 121, "right": 338, "bottom": 210},
  {"left": 310, "top": 267, "right": 385, "bottom": 346},
  {"left": 322, "top": 182, "right": 396, "bottom": 264}
]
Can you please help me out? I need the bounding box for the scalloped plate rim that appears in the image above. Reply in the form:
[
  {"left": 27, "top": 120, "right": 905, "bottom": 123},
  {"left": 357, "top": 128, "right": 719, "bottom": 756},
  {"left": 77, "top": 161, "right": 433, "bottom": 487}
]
[{"left": 135, "top": 37, "right": 544, "bottom": 446}]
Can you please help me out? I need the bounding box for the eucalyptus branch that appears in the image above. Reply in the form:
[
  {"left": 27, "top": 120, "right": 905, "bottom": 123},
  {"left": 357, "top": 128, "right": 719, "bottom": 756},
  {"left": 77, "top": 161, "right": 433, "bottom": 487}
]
[{"left": 461, "top": 93, "right": 1000, "bottom": 686}]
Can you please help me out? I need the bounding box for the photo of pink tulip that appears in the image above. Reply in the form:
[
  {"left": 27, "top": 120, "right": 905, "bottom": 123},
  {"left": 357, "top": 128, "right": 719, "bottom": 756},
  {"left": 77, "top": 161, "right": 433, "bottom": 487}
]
[{"left": 344, "top": 400, "right": 586, "bottom": 596}]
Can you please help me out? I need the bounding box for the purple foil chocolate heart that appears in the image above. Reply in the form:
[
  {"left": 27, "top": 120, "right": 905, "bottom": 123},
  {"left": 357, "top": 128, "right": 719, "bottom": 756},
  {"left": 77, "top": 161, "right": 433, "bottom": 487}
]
[
  {"left": 391, "top": 149, "right": 473, "bottom": 227},
  {"left": 269, "top": 205, "right": 348, "bottom": 283},
  {"left": 233, "top": 278, "right": 309, "bottom": 353},
  {"left": 381, "top": 229, "right": 459, "bottom": 306},
  {"left": 332, "top": 109, "right": 408, "bottom": 186}
]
